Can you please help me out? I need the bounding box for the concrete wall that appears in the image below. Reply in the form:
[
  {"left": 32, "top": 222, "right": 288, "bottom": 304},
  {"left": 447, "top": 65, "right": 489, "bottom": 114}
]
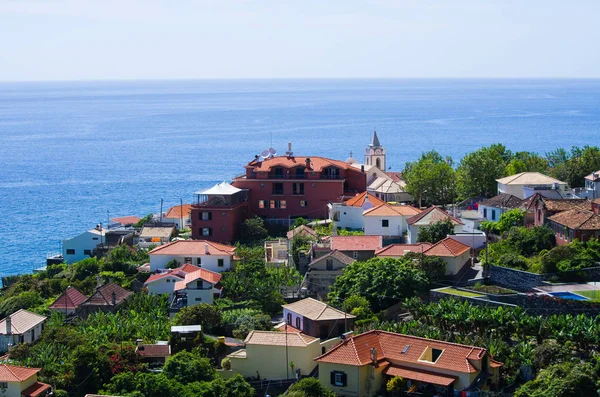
[
  {"left": 146, "top": 276, "right": 180, "bottom": 295},
  {"left": 440, "top": 252, "right": 471, "bottom": 276},
  {"left": 330, "top": 204, "right": 365, "bottom": 230},
  {"left": 448, "top": 233, "right": 486, "bottom": 250},
  {"left": 63, "top": 231, "right": 102, "bottom": 264},
  {"left": 364, "top": 215, "right": 405, "bottom": 237},
  {"left": 478, "top": 205, "right": 504, "bottom": 221},
  {"left": 149, "top": 254, "right": 231, "bottom": 272},
  {"left": 283, "top": 308, "right": 305, "bottom": 332}
]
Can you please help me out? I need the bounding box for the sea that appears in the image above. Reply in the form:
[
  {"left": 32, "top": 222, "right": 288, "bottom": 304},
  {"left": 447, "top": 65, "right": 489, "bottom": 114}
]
[{"left": 1, "top": 79, "right": 600, "bottom": 277}]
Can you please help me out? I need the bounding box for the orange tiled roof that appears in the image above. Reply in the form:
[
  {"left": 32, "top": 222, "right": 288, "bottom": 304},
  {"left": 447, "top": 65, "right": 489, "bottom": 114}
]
[
  {"left": 136, "top": 344, "right": 171, "bottom": 358},
  {"left": 164, "top": 204, "right": 193, "bottom": 219},
  {"left": 144, "top": 264, "right": 202, "bottom": 284},
  {"left": 344, "top": 192, "right": 386, "bottom": 208},
  {"left": 244, "top": 330, "right": 319, "bottom": 347},
  {"left": 375, "top": 243, "right": 433, "bottom": 257},
  {"left": 110, "top": 216, "right": 140, "bottom": 225},
  {"left": 406, "top": 206, "right": 463, "bottom": 226},
  {"left": 363, "top": 203, "right": 421, "bottom": 217},
  {"left": 330, "top": 235, "right": 383, "bottom": 251},
  {"left": 315, "top": 330, "right": 500, "bottom": 374},
  {"left": 424, "top": 237, "right": 471, "bottom": 257},
  {"left": 0, "top": 364, "right": 40, "bottom": 382},
  {"left": 0, "top": 309, "right": 46, "bottom": 335},
  {"left": 174, "top": 268, "right": 222, "bottom": 291},
  {"left": 384, "top": 366, "right": 456, "bottom": 386},
  {"left": 21, "top": 381, "right": 51, "bottom": 397},
  {"left": 274, "top": 322, "right": 303, "bottom": 333},
  {"left": 248, "top": 156, "right": 357, "bottom": 173},
  {"left": 149, "top": 240, "right": 235, "bottom": 256},
  {"left": 49, "top": 287, "right": 87, "bottom": 310},
  {"left": 548, "top": 209, "right": 600, "bottom": 230}
]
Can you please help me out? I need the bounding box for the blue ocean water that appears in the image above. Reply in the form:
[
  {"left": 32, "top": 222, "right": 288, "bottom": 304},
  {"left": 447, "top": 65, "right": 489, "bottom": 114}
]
[{"left": 1, "top": 79, "right": 599, "bottom": 276}]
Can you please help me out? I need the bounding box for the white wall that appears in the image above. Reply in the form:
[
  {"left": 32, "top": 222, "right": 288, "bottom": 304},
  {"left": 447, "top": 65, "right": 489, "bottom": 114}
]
[
  {"left": 63, "top": 230, "right": 103, "bottom": 264},
  {"left": 449, "top": 233, "right": 487, "bottom": 250},
  {"left": 283, "top": 308, "right": 304, "bottom": 331},
  {"left": 146, "top": 276, "right": 181, "bottom": 295},
  {"left": 329, "top": 204, "right": 364, "bottom": 230},
  {"left": 363, "top": 215, "right": 406, "bottom": 236},
  {"left": 440, "top": 251, "right": 471, "bottom": 275},
  {"left": 185, "top": 288, "right": 215, "bottom": 306},
  {"left": 0, "top": 322, "right": 44, "bottom": 352},
  {"left": 4, "top": 376, "right": 37, "bottom": 397},
  {"left": 149, "top": 254, "right": 231, "bottom": 272},
  {"left": 478, "top": 205, "right": 504, "bottom": 222}
]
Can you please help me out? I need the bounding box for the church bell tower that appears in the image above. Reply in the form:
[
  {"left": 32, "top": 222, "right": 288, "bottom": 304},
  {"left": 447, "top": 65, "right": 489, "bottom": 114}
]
[{"left": 364, "top": 131, "right": 386, "bottom": 171}]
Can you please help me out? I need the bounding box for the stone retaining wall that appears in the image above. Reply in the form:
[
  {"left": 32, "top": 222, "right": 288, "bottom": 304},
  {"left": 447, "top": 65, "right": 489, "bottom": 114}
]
[{"left": 489, "top": 265, "right": 600, "bottom": 291}]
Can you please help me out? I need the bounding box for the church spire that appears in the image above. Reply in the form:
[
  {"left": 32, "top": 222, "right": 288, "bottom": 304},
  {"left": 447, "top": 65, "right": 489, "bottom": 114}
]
[{"left": 370, "top": 130, "right": 381, "bottom": 147}]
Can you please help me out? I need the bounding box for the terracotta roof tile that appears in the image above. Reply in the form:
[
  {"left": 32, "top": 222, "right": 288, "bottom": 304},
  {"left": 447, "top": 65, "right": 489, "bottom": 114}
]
[
  {"left": 110, "top": 216, "right": 141, "bottom": 225},
  {"left": 174, "top": 268, "right": 222, "bottom": 291},
  {"left": 344, "top": 192, "right": 386, "bottom": 208},
  {"left": 283, "top": 298, "right": 355, "bottom": 321},
  {"left": 49, "top": 287, "right": 88, "bottom": 310},
  {"left": 0, "top": 364, "right": 40, "bottom": 382},
  {"left": 384, "top": 366, "right": 456, "bottom": 386},
  {"left": 375, "top": 243, "right": 432, "bottom": 257},
  {"left": 424, "top": 237, "right": 471, "bottom": 257},
  {"left": 21, "top": 381, "right": 51, "bottom": 397},
  {"left": 548, "top": 209, "right": 600, "bottom": 230},
  {"left": 406, "top": 206, "right": 463, "bottom": 226},
  {"left": 385, "top": 172, "right": 403, "bottom": 183},
  {"left": 316, "top": 330, "right": 499, "bottom": 374},
  {"left": 330, "top": 235, "right": 383, "bottom": 251},
  {"left": 479, "top": 193, "right": 523, "bottom": 209},
  {"left": 0, "top": 309, "right": 46, "bottom": 335},
  {"left": 308, "top": 250, "right": 355, "bottom": 267},
  {"left": 244, "top": 330, "right": 319, "bottom": 347},
  {"left": 164, "top": 204, "right": 193, "bottom": 219},
  {"left": 80, "top": 283, "right": 132, "bottom": 307},
  {"left": 286, "top": 225, "right": 318, "bottom": 240},
  {"left": 136, "top": 344, "right": 171, "bottom": 358},
  {"left": 248, "top": 156, "right": 358, "bottom": 173},
  {"left": 274, "top": 322, "right": 303, "bottom": 333},
  {"left": 585, "top": 170, "right": 600, "bottom": 181},
  {"left": 148, "top": 240, "right": 235, "bottom": 256},
  {"left": 543, "top": 199, "right": 591, "bottom": 212},
  {"left": 363, "top": 203, "right": 421, "bottom": 217}
]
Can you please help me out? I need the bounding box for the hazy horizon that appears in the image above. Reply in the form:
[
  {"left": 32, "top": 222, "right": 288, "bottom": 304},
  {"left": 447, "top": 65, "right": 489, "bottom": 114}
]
[{"left": 1, "top": 1, "right": 599, "bottom": 82}]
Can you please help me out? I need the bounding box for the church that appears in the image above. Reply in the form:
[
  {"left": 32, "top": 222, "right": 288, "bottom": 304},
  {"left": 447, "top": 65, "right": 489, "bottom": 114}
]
[{"left": 347, "top": 131, "right": 412, "bottom": 203}]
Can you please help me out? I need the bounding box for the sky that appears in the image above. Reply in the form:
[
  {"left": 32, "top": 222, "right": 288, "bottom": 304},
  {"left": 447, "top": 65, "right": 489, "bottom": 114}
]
[{"left": 1, "top": 0, "right": 599, "bottom": 81}]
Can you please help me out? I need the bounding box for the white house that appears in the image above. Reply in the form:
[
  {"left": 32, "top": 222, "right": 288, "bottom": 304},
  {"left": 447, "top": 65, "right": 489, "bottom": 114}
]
[
  {"left": 62, "top": 226, "right": 105, "bottom": 264},
  {"left": 328, "top": 191, "right": 386, "bottom": 230},
  {"left": 496, "top": 172, "right": 569, "bottom": 199},
  {"left": 0, "top": 364, "right": 51, "bottom": 397},
  {"left": 363, "top": 203, "right": 421, "bottom": 238},
  {"left": 406, "top": 206, "right": 464, "bottom": 244},
  {"left": 144, "top": 264, "right": 201, "bottom": 296},
  {"left": 478, "top": 193, "right": 523, "bottom": 222},
  {"left": 171, "top": 268, "right": 222, "bottom": 307},
  {"left": 0, "top": 309, "right": 47, "bottom": 353},
  {"left": 163, "top": 204, "right": 193, "bottom": 230},
  {"left": 579, "top": 170, "right": 600, "bottom": 199},
  {"left": 148, "top": 240, "right": 236, "bottom": 272}
]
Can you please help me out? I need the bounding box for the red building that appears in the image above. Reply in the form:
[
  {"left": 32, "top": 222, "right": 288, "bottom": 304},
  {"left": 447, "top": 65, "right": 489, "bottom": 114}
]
[{"left": 191, "top": 155, "right": 367, "bottom": 243}]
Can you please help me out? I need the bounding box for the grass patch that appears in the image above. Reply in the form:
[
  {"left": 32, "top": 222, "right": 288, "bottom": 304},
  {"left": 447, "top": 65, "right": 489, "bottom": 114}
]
[
  {"left": 469, "top": 284, "right": 517, "bottom": 295},
  {"left": 573, "top": 290, "right": 600, "bottom": 301},
  {"left": 438, "top": 287, "right": 485, "bottom": 298}
]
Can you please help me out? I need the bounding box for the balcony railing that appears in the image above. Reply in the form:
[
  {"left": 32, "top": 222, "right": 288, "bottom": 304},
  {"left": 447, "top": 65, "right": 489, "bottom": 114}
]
[{"left": 320, "top": 174, "right": 341, "bottom": 180}]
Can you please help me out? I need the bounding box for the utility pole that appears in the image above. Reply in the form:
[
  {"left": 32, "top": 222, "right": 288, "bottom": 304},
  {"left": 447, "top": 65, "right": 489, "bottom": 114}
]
[
  {"left": 180, "top": 198, "right": 184, "bottom": 230},
  {"left": 160, "top": 199, "right": 163, "bottom": 223}
]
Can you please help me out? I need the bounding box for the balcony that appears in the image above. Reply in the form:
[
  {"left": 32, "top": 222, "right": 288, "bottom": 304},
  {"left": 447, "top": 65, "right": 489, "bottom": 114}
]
[{"left": 320, "top": 175, "right": 342, "bottom": 180}]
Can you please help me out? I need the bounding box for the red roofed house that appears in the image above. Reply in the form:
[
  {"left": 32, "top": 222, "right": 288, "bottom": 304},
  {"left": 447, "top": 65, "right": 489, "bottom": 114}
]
[
  {"left": 329, "top": 235, "right": 383, "bottom": 262},
  {"left": 423, "top": 237, "right": 472, "bottom": 276},
  {"left": 78, "top": 283, "right": 133, "bottom": 318},
  {"left": 110, "top": 216, "right": 141, "bottom": 227},
  {"left": 547, "top": 207, "right": 600, "bottom": 245},
  {"left": 406, "top": 206, "right": 464, "bottom": 244},
  {"left": 329, "top": 191, "right": 386, "bottom": 230},
  {"left": 143, "top": 264, "right": 201, "bottom": 296},
  {"left": 0, "top": 310, "right": 47, "bottom": 353},
  {"left": 0, "top": 364, "right": 51, "bottom": 397},
  {"left": 375, "top": 243, "right": 433, "bottom": 258},
  {"left": 316, "top": 330, "right": 501, "bottom": 396},
  {"left": 147, "top": 240, "right": 236, "bottom": 272},
  {"left": 135, "top": 340, "right": 171, "bottom": 365},
  {"left": 171, "top": 268, "right": 223, "bottom": 309},
  {"left": 363, "top": 203, "right": 421, "bottom": 239},
  {"left": 48, "top": 287, "right": 88, "bottom": 316},
  {"left": 163, "top": 204, "right": 193, "bottom": 230}
]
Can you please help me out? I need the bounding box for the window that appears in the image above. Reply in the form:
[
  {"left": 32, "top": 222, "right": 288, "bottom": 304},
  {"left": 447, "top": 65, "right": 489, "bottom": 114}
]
[
  {"left": 166, "top": 279, "right": 171, "bottom": 283},
  {"left": 221, "top": 227, "right": 226, "bottom": 232},
  {"left": 66, "top": 249, "right": 75, "bottom": 255},
  {"left": 184, "top": 257, "right": 192, "bottom": 263},
  {"left": 294, "top": 167, "right": 305, "bottom": 179},
  {"left": 295, "top": 317, "right": 301, "bottom": 329},
  {"left": 221, "top": 212, "right": 226, "bottom": 217},
  {"left": 331, "top": 371, "right": 347, "bottom": 387},
  {"left": 195, "top": 297, "right": 202, "bottom": 302},
  {"left": 218, "top": 259, "right": 224, "bottom": 267},
  {"left": 0, "top": 382, "right": 7, "bottom": 389},
  {"left": 353, "top": 251, "right": 358, "bottom": 259},
  {"left": 300, "top": 200, "right": 308, "bottom": 207},
  {"left": 287, "top": 313, "right": 292, "bottom": 324},
  {"left": 270, "top": 200, "right": 286, "bottom": 209},
  {"left": 202, "top": 228, "right": 212, "bottom": 237},
  {"left": 272, "top": 183, "right": 284, "bottom": 195},
  {"left": 196, "top": 257, "right": 202, "bottom": 265},
  {"left": 92, "top": 237, "right": 99, "bottom": 240},
  {"left": 483, "top": 208, "right": 487, "bottom": 218},
  {"left": 491, "top": 210, "right": 496, "bottom": 221},
  {"left": 201, "top": 212, "right": 212, "bottom": 221},
  {"left": 259, "top": 200, "right": 265, "bottom": 209},
  {"left": 326, "top": 259, "right": 333, "bottom": 271},
  {"left": 382, "top": 219, "right": 389, "bottom": 227},
  {"left": 84, "top": 249, "right": 92, "bottom": 256},
  {"left": 293, "top": 183, "right": 305, "bottom": 195}
]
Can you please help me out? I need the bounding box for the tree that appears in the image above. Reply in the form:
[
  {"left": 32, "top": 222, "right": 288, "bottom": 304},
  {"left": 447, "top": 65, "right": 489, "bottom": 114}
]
[
  {"left": 328, "top": 257, "right": 430, "bottom": 312},
  {"left": 456, "top": 144, "right": 510, "bottom": 199},
  {"left": 416, "top": 219, "right": 455, "bottom": 244},
  {"left": 404, "top": 252, "right": 446, "bottom": 281},
  {"left": 244, "top": 216, "right": 268, "bottom": 244},
  {"left": 174, "top": 304, "right": 222, "bottom": 333},
  {"left": 403, "top": 150, "right": 456, "bottom": 207},
  {"left": 286, "top": 377, "right": 337, "bottom": 397},
  {"left": 506, "top": 151, "right": 549, "bottom": 175},
  {"left": 547, "top": 145, "right": 600, "bottom": 187},
  {"left": 165, "top": 259, "right": 180, "bottom": 269},
  {"left": 134, "top": 214, "right": 154, "bottom": 228},
  {"left": 163, "top": 351, "right": 216, "bottom": 384},
  {"left": 291, "top": 217, "right": 309, "bottom": 229},
  {"left": 291, "top": 234, "right": 314, "bottom": 268},
  {"left": 514, "top": 362, "right": 598, "bottom": 397}
]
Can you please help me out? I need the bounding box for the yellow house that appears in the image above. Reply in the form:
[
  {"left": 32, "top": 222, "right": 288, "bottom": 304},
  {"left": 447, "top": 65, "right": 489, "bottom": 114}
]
[
  {"left": 315, "top": 330, "right": 502, "bottom": 397},
  {"left": 423, "top": 237, "right": 472, "bottom": 276},
  {"left": 0, "top": 364, "right": 51, "bottom": 397},
  {"left": 226, "top": 330, "right": 344, "bottom": 380}
]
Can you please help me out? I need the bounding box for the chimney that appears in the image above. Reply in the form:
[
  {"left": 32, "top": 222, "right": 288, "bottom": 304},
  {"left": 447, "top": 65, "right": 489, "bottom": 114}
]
[
  {"left": 6, "top": 315, "right": 11, "bottom": 335},
  {"left": 305, "top": 158, "right": 311, "bottom": 169},
  {"left": 361, "top": 165, "right": 365, "bottom": 173},
  {"left": 136, "top": 339, "right": 144, "bottom": 347},
  {"left": 205, "top": 243, "right": 210, "bottom": 255},
  {"left": 370, "top": 347, "right": 377, "bottom": 363},
  {"left": 111, "top": 291, "right": 116, "bottom": 306}
]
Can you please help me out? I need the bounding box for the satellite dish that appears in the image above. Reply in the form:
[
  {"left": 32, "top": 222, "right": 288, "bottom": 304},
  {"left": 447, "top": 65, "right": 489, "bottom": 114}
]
[
  {"left": 268, "top": 148, "right": 277, "bottom": 156},
  {"left": 260, "top": 149, "right": 270, "bottom": 159}
]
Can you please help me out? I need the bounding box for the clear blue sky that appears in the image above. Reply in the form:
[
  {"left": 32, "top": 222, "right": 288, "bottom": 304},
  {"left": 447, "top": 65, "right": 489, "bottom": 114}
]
[{"left": 1, "top": 0, "right": 599, "bottom": 81}]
